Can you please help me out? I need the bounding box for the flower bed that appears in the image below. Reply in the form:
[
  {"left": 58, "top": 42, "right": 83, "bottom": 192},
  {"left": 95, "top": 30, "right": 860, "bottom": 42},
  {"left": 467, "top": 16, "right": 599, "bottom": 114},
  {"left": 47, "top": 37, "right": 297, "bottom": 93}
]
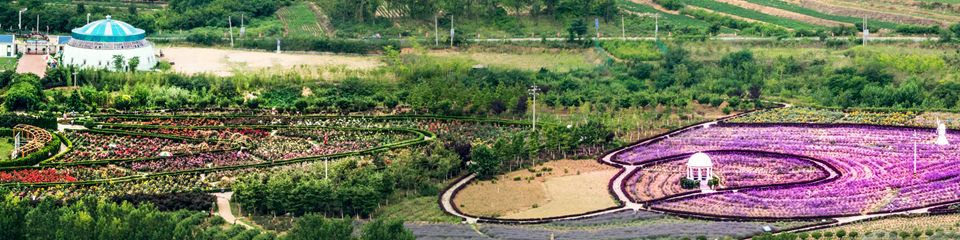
[
  {"left": 0, "top": 168, "right": 77, "bottom": 183},
  {"left": 11, "top": 174, "right": 207, "bottom": 200},
  {"left": 617, "top": 124, "right": 960, "bottom": 218},
  {"left": 728, "top": 107, "right": 920, "bottom": 126},
  {"left": 59, "top": 131, "right": 229, "bottom": 163},
  {"left": 121, "top": 151, "right": 260, "bottom": 173}
]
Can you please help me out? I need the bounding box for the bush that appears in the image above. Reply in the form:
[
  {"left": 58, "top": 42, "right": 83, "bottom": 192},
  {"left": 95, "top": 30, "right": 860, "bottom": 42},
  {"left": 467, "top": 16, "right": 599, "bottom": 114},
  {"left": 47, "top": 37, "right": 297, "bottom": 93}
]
[
  {"left": 654, "top": 0, "right": 686, "bottom": 10},
  {"left": 824, "top": 232, "right": 834, "bottom": 238},
  {"left": 837, "top": 230, "right": 846, "bottom": 239},
  {"left": 812, "top": 232, "right": 822, "bottom": 239},
  {"left": 110, "top": 193, "right": 217, "bottom": 211},
  {"left": 680, "top": 178, "right": 699, "bottom": 189},
  {"left": 925, "top": 229, "right": 934, "bottom": 236},
  {"left": 186, "top": 32, "right": 223, "bottom": 46},
  {"left": 722, "top": 107, "right": 733, "bottom": 115},
  {"left": 513, "top": 176, "right": 521, "bottom": 181},
  {"left": 697, "top": 235, "right": 708, "bottom": 240},
  {"left": 209, "top": 215, "right": 227, "bottom": 225},
  {"left": 0, "top": 113, "right": 57, "bottom": 130}
]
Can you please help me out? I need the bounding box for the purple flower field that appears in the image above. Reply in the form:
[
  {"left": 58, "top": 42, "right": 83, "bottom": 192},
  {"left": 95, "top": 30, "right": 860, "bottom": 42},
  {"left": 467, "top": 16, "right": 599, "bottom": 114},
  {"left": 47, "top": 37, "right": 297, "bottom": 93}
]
[{"left": 616, "top": 124, "right": 960, "bottom": 218}]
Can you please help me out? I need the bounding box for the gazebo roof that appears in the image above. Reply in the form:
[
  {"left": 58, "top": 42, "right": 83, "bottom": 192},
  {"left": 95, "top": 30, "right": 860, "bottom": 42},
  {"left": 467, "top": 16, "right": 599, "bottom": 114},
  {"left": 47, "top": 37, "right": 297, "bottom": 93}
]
[
  {"left": 70, "top": 16, "right": 146, "bottom": 43},
  {"left": 687, "top": 152, "right": 713, "bottom": 167}
]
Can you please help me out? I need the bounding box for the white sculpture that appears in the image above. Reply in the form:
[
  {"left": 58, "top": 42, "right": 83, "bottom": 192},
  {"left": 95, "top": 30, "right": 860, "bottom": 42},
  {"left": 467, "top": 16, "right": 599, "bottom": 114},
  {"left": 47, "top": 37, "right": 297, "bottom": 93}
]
[{"left": 936, "top": 118, "right": 949, "bottom": 146}]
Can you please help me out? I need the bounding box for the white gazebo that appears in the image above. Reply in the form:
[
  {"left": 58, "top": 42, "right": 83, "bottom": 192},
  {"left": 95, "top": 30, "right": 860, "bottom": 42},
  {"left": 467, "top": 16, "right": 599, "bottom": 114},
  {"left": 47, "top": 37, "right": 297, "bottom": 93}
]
[
  {"left": 686, "top": 152, "right": 714, "bottom": 180},
  {"left": 936, "top": 119, "right": 949, "bottom": 146}
]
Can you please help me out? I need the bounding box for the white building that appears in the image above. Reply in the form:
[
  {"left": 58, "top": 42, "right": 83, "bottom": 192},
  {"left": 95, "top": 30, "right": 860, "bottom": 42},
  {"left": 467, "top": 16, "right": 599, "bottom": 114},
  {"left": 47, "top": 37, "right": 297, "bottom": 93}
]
[
  {"left": 61, "top": 16, "right": 157, "bottom": 71},
  {"left": 0, "top": 35, "right": 17, "bottom": 58},
  {"left": 686, "top": 152, "right": 713, "bottom": 181}
]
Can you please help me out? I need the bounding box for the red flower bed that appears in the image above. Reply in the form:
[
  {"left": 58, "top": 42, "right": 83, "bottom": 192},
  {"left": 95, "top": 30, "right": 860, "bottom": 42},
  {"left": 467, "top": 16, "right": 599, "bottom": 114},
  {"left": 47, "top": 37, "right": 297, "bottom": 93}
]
[{"left": 0, "top": 169, "right": 78, "bottom": 183}]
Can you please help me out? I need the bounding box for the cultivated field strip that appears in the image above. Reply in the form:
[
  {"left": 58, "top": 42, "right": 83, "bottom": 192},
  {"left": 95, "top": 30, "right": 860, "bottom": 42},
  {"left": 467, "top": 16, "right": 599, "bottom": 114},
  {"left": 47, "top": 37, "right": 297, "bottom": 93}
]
[{"left": 689, "top": 0, "right": 850, "bottom": 27}]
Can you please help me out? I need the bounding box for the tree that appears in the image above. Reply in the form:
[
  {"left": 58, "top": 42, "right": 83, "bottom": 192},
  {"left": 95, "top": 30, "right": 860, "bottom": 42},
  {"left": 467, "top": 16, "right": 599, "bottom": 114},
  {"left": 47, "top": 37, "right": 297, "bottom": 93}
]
[
  {"left": 128, "top": 56, "right": 140, "bottom": 72},
  {"left": 849, "top": 231, "right": 859, "bottom": 239},
  {"left": 284, "top": 213, "right": 354, "bottom": 240},
  {"left": 812, "top": 232, "right": 822, "bottom": 240},
  {"left": 359, "top": 218, "right": 415, "bottom": 240},
  {"left": 569, "top": 19, "right": 587, "bottom": 40},
  {"left": 112, "top": 55, "right": 125, "bottom": 72},
  {"left": 799, "top": 232, "right": 810, "bottom": 240},
  {"left": 490, "top": 99, "right": 506, "bottom": 114},
  {"left": 467, "top": 145, "right": 502, "bottom": 179},
  {"left": 837, "top": 230, "right": 846, "bottom": 239},
  {"left": 824, "top": 231, "right": 834, "bottom": 238}
]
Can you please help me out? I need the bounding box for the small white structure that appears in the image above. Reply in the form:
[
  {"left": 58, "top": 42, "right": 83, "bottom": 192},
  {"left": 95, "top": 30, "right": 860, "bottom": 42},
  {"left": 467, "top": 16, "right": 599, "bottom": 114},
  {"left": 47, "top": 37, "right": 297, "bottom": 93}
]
[
  {"left": 0, "top": 35, "right": 16, "bottom": 57},
  {"left": 936, "top": 119, "right": 949, "bottom": 145},
  {"left": 686, "top": 152, "right": 713, "bottom": 180},
  {"left": 61, "top": 16, "right": 157, "bottom": 71}
]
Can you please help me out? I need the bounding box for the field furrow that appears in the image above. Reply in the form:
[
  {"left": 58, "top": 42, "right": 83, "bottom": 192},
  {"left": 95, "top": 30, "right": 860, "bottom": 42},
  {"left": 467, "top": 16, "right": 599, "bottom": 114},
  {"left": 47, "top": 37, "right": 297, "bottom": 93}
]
[{"left": 690, "top": 0, "right": 850, "bottom": 27}]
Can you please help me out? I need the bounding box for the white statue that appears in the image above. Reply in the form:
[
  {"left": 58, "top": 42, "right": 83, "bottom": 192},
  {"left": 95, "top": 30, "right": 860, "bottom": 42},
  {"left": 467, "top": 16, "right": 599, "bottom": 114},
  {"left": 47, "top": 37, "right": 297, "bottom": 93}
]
[{"left": 936, "top": 118, "right": 949, "bottom": 145}]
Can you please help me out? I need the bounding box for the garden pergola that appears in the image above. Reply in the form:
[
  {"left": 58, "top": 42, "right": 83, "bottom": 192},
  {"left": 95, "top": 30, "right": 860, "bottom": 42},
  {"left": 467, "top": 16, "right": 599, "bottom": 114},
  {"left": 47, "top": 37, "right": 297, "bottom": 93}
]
[
  {"left": 11, "top": 124, "right": 52, "bottom": 159},
  {"left": 686, "top": 152, "right": 713, "bottom": 181}
]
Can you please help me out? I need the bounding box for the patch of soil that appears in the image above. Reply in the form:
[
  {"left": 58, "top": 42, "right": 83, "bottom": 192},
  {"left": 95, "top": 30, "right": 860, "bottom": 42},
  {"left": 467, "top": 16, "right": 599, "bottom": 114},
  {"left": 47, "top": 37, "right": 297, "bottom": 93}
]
[
  {"left": 788, "top": 0, "right": 949, "bottom": 27},
  {"left": 453, "top": 159, "right": 617, "bottom": 218}
]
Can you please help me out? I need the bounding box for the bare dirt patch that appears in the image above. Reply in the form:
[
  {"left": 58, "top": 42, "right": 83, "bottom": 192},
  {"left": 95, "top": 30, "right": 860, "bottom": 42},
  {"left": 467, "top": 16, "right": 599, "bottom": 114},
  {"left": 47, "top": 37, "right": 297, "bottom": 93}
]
[
  {"left": 453, "top": 160, "right": 617, "bottom": 218},
  {"left": 710, "top": 0, "right": 852, "bottom": 27},
  {"left": 788, "top": 0, "right": 950, "bottom": 26},
  {"left": 157, "top": 47, "right": 383, "bottom": 77},
  {"left": 687, "top": 6, "right": 769, "bottom": 24},
  {"left": 629, "top": 0, "right": 682, "bottom": 14}
]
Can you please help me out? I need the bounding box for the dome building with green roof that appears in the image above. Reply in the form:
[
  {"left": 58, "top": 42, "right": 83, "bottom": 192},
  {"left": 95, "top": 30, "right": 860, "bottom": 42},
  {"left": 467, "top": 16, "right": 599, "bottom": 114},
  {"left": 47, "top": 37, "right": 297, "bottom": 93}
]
[{"left": 61, "top": 16, "right": 157, "bottom": 71}]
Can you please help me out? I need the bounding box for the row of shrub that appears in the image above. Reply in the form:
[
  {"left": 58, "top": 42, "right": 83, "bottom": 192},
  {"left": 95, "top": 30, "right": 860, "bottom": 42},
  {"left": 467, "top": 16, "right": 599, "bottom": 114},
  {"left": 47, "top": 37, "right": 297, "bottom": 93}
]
[
  {"left": 0, "top": 113, "right": 57, "bottom": 130},
  {"left": 110, "top": 192, "right": 217, "bottom": 211},
  {"left": 680, "top": 8, "right": 789, "bottom": 37},
  {"left": 173, "top": 33, "right": 402, "bottom": 54},
  {"left": 599, "top": 40, "right": 662, "bottom": 61},
  {"left": 895, "top": 24, "right": 941, "bottom": 34}
]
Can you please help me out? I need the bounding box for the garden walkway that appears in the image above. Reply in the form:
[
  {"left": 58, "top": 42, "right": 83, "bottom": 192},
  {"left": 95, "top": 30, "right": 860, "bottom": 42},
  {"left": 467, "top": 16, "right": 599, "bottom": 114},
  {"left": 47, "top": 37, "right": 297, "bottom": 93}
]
[{"left": 211, "top": 192, "right": 254, "bottom": 229}]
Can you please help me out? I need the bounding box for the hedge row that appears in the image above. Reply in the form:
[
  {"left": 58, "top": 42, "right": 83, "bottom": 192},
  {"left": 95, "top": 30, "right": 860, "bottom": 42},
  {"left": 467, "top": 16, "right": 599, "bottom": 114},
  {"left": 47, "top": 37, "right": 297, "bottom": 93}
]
[
  {"left": 0, "top": 113, "right": 57, "bottom": 130},
  {"left": 110, "top": 192, "right": 217, "bottom": 211}
]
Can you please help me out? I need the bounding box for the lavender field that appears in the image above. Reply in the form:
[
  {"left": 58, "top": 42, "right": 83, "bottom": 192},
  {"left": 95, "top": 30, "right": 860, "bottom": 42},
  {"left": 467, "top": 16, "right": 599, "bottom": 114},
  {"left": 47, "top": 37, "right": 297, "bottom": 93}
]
[{"left": 616, "top": 124, "right": 960, "bottom": 218}]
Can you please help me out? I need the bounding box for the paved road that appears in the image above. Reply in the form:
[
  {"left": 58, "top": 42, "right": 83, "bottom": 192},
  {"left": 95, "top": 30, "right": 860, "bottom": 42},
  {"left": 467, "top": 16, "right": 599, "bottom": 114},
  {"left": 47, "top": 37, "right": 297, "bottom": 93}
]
[{"left": 211, "top": 192, "right": 254, "bottom": 229}]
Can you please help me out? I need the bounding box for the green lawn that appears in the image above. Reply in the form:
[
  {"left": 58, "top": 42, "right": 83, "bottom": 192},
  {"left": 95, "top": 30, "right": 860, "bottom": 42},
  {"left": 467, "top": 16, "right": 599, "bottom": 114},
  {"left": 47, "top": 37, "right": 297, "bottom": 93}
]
[
  {"left": 0, "top": 138, "right": 13, "bottom": 161},
  {"left": 739, "top": 0, "right": 900, "bottom": 29},
  {"left": 0, "top": 58, "right": 17, "bottom": 71},
  {"left": 375, "top": 196, "right": 462, "bottom": 223},
  {"left": 683, "top": 0, "right": 824, "bottom": 29}
]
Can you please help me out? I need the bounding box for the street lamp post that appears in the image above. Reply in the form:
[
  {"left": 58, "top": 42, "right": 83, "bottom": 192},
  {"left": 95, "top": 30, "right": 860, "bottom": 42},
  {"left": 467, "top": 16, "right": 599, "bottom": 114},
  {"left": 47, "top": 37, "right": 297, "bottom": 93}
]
[
  {"left": 18, "top": 8, "right": 27, "bottom": 36},
  {"left": 87, "top": 13, "right": 91, "bottom": 24},
  {"left": 529, "top": 85, "right": 540, "bottom": 130},
  {"left": 72, "top": 71, "right": 78, "bottom": 89}
]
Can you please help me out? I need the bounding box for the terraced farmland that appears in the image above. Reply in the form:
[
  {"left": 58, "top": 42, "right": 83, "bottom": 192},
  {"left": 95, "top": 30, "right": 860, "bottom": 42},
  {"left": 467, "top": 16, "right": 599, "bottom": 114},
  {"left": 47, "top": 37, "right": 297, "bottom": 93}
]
[
  {"left": 277, "top": 4, "right": 324, "bottom": 37},
  {"left": 741, "top": 0, "right": 900, "bottom": 29},
  {"left": 684, "top": 0, "right": 826, "bottom": 29},
  {"left": 619, "top": 0, "right": 737, "bottom": 33}
]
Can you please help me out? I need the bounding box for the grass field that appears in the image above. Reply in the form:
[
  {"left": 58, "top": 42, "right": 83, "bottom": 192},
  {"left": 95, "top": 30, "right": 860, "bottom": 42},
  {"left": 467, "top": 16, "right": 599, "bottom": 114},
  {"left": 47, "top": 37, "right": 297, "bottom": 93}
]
[
  {"left": 740, "top": 0, "right": 900, "bottom": 29},
  {"left": 376, "top": 196, "right": 463, "bottom": 223},
  {"left": 619, "top": 0, "right": 737, "bottom": 34},
  {"left": 684, "top": 0, "right": 824, "bottom": 29},
  {"left": 0, "top": 59, "right": 17, "bottom": 72},
  {"left": 430, "top": 50, "right": 599, "bottom": 72},
  {"left": 277, "top": 4, "right": 324, "bottom": 37},
  {"left": 0, "top": 138, "right": 13, "bottom": 161}
]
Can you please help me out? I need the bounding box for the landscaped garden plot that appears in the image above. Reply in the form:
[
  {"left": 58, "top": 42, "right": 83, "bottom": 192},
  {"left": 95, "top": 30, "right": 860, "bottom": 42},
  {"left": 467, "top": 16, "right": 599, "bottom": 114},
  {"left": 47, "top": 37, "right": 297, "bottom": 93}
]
[
  {"left": 627, "top": 151, "right": 826, "bottom": 202},
  {"left": 9, "top": 174, "right": 207, "bottom": 200},
  {"left": 120, "top": 151, "right": 260, "bottom": 173},
  {"left": 807, "top": 214, "right": 960, "bottom": 235},
  {"left": 454, "top": 160, "right": 617, "bottom": 218},
  {"left": 59, "top": 131, "right": 231, "bottom": 163},
  {"left": 113, "top": 127, "right": 272, "bottom": 140},
  {"left": 405, "top": 223, "right": 490, "bottom": 240},
  {"left": 251, "top": 128, "right": 416, "bottom": 161},
  {"left": 619, "top": 0, "right": 736, "bottom": 34},
  {"left": 616, "top": 124, "right": 960, "bottom": 218},
  {"left": 0, "top": 166, "right": 132, "bottom": 184}
]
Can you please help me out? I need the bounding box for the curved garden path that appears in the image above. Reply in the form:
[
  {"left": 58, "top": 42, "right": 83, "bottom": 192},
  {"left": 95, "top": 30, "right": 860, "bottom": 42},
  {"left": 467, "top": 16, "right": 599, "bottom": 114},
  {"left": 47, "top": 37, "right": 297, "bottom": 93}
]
[{"left": 211, "top": 192, "right": 254, "bottom": 229}]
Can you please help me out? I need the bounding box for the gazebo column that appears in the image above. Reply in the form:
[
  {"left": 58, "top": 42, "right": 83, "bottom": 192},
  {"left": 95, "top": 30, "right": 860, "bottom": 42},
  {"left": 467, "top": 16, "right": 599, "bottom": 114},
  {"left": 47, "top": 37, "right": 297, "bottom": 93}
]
[{"left": 697, "top": 168, "right": 701, "bottom": 180}]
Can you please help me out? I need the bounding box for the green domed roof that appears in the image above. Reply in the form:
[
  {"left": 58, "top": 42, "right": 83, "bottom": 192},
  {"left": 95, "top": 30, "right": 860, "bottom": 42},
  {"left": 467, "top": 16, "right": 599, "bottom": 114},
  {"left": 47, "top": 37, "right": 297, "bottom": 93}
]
[{"left": 70, "top": 16, "right": 145, "bottom": 42}]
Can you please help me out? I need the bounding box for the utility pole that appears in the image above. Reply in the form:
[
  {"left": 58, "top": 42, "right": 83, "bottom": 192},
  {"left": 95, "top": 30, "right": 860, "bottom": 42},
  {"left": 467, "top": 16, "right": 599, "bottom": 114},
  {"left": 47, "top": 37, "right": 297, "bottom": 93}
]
[
  {"left": 863, "top": 15, "right": 867, "bottom": 48},
  {"left": 229, "top": 16, "right": 234, "bottom": 47},
  {"left": 435, "top": 15, "right": 438, "bottom": 46},
  {"left": 450, "top": 15, "right": 454, "bottom": 48},
  {"left": 622, "top": 15, "right": 625, "bottom": 40},
  {"left": 529, "top": 84, "right": 540, "bottom": 130}
]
